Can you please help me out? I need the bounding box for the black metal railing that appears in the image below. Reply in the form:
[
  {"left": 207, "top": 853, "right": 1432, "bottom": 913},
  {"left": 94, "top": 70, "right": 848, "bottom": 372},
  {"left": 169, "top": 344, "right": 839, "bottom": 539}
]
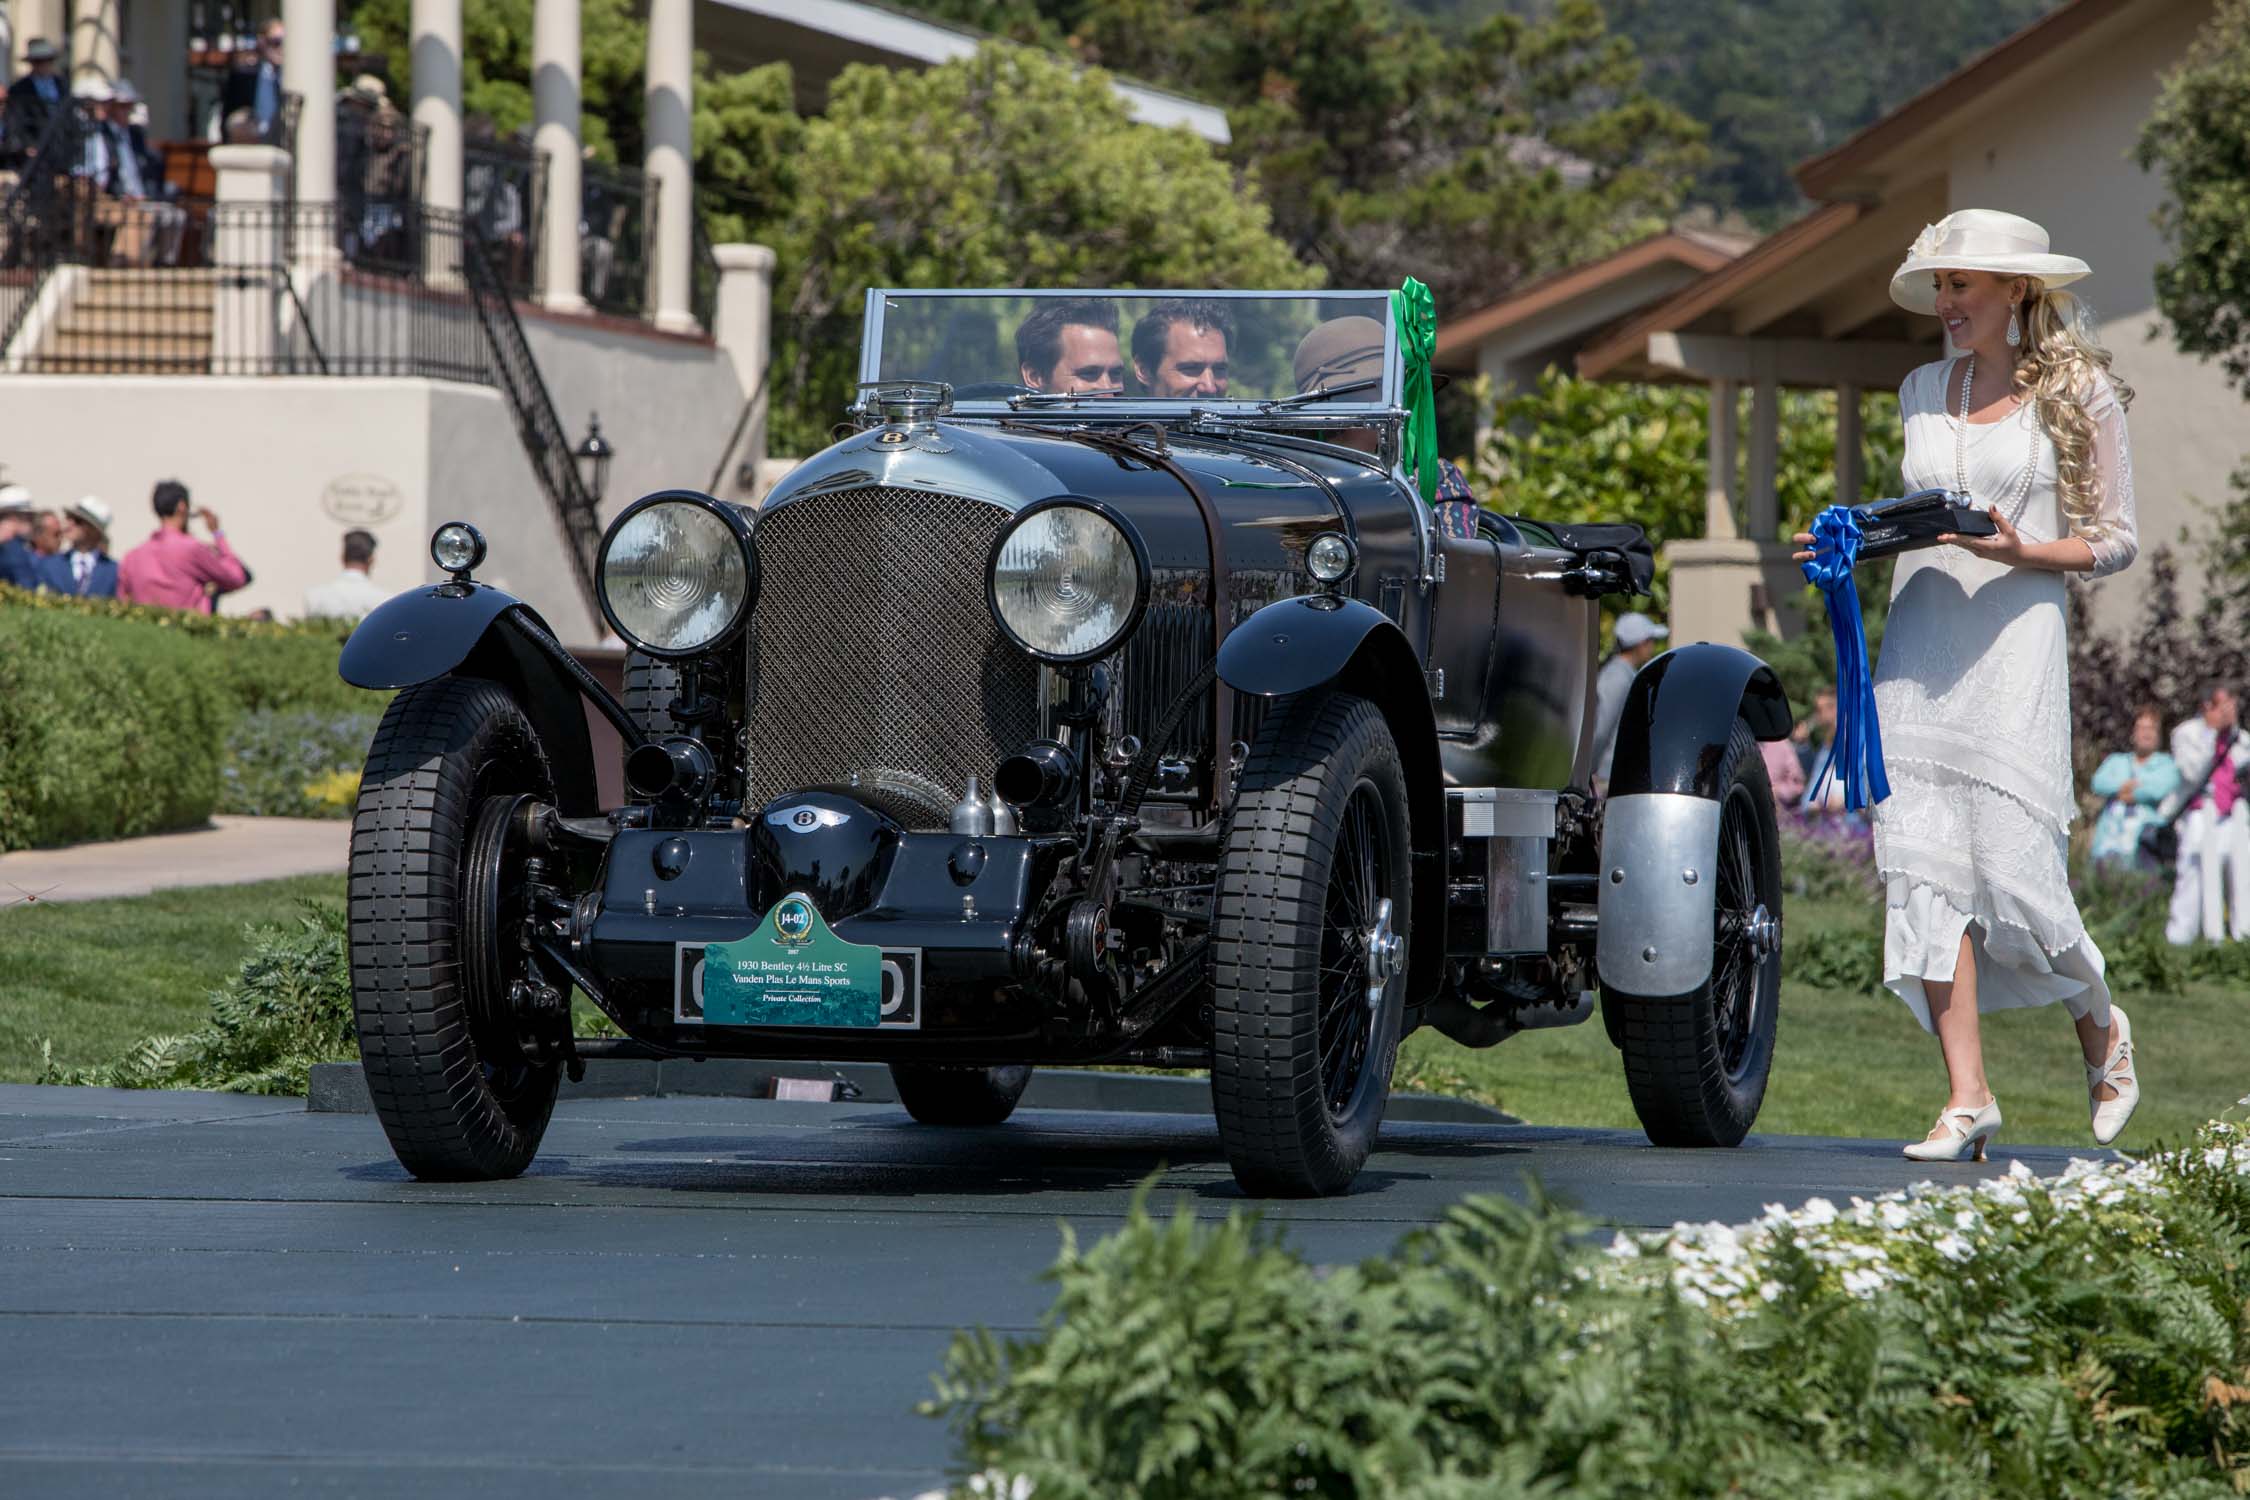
[
  {"left": 461, "top": 219, "right": 600, "bottom": 600},
  {"left": 579, "top": 158, "right": 657, "bottom": 321},
  {"left": 465, "top": 139, "right": 547, "bottom": 305}
]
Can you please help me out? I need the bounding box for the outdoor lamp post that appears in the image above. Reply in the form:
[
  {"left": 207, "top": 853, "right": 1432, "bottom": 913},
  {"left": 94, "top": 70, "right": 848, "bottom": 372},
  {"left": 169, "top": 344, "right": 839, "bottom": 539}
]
[{"left": 574, "top": 412, "right": 615, "bottom": 506}]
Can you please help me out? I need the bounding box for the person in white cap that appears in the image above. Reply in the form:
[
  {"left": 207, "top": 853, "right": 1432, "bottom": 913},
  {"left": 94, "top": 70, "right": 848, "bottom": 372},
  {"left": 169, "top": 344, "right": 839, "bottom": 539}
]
[
  {"left": 1590, "top": 610, "right": 1669, "bottom": 788},
  {"left": 0, "top": 484, "right": 38, "bottom": 590},
  {"left": 75, "top": 78, "right": 179, "bottom": 267},
  {"left": 38, "top": 495, "right": 118, "bottom": 598},
  {"left": 1792, "top": 208, "right": 2141, "bottom": 1162}
]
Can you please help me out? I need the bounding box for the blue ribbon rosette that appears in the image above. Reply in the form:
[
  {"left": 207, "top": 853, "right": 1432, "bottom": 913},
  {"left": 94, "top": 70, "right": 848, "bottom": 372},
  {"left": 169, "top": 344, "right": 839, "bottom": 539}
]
[{"left": 1799, "top": 505, "right": 1890, "bottom": 811}]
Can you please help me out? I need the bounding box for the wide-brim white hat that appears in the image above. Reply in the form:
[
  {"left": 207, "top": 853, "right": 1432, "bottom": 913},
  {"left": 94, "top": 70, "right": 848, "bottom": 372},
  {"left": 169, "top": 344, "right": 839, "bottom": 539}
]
[
  {"left": 66, "top": 495, "right": 112, "bottom": 536},
  {"left": 0, "top": 485, "right": 32, "bottom": 514},
  {"left": 1889, "top": 210, "right": 2089, "bottom": 313}
]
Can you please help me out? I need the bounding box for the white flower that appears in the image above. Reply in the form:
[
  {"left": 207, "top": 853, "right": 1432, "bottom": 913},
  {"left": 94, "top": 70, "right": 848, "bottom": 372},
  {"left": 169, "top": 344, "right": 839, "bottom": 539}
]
[
  {"left": 1759, "top": 1280, "right": 1783, "bottom": 1302},
  {"left": 1878, "top": 1201, "right": 1913, "bottom": 1230},
  {"left": 1841, "top": 1267, "right": 1888, "bottom": 1297},
  {"left": 1606, "top": 1233, "right": 1641, "bottom": 1261},
  {"left": 1910, "top": 218, "right": 1951, "bottom": 259},
  {"left": 1799, "top": 1197, "right": 1838, "bottom": 1227},
  {"left": 1932, "top": 1233, "right": 1973, "bottom": 1263}
]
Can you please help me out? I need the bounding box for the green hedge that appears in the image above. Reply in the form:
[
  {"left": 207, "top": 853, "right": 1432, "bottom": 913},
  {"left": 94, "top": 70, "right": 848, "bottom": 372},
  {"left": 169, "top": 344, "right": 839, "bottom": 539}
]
[
  {"left": 0, "top": 594, "right": 378, "bottom": 850},
  {"left": 0, "top": 608, "right": 231, "bottom": 850}
]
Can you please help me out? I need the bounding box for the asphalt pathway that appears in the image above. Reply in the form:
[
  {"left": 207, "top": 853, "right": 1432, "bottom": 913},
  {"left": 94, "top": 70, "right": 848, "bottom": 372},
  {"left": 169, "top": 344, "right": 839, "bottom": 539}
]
[{"left": 0, "top": 1084, "right": 2105, "bottom": 1499}]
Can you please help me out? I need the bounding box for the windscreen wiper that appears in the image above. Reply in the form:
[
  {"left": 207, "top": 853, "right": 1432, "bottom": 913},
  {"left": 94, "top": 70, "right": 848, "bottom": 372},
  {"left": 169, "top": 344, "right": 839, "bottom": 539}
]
[{"left": 1259, "top": 377, "right": 1381, "bottom": 411}]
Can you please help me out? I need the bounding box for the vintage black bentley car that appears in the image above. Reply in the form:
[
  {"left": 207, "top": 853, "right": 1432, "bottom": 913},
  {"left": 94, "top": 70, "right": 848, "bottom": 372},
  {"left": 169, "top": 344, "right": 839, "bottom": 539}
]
[{"left": 339, "top": 288, "right": 1790, "bottom": 1196}]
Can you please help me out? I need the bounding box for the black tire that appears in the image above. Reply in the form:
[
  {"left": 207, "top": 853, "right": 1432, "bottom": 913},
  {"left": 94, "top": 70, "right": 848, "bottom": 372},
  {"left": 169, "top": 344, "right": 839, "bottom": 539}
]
[
  {"left": 890, "top": 1064, "right": 1034, "bottom": 1125},
  {"left": 1211, "top": 692, "right": 1412, "bottom": 1197},
  {"left": 1604, "top": 718, "right": 1782, "bottom": 1147},
  {"left": 622, "top": 650, "right": 681, "bottom": 739},
  {"left": 349, "top": 677, "right": 561, "bottom": 1181}
]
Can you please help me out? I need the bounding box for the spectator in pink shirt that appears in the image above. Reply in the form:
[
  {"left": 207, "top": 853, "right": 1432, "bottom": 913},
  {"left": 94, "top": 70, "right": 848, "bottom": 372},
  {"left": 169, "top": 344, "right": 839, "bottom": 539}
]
[{"left": 116, "top": 479, "right": 250, "bottom": 613}]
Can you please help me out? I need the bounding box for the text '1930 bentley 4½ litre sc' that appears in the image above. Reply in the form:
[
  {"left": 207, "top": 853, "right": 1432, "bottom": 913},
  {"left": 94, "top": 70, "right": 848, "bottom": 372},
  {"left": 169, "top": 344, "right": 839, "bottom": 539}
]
[{"left": 340, "top": 288, "right": 1791, "bottom": 1196}]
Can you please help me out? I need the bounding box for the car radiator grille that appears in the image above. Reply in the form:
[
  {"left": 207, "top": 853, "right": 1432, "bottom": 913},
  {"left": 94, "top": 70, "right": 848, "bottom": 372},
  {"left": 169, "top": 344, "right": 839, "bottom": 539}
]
[{"left": 745, "top": 486, "right": 1042, "bottom": 827}]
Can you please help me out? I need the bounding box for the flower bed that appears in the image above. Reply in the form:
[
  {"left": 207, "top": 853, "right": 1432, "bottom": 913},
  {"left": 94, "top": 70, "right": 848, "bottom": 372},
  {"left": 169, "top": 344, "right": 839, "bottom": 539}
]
[{"left": 926, "top": 1114, "right": 2250, "bottom": 1496}]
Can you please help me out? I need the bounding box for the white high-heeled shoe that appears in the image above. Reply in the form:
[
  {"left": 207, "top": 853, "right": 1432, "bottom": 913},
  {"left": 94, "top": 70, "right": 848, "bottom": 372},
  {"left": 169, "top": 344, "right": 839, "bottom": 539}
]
[
  {"left": 2088, "top": 1004, "right": 2139, "bottom": 1146},
  {"left": 1903, "top": 1098, "right": 2002, "bottom": 1163}
]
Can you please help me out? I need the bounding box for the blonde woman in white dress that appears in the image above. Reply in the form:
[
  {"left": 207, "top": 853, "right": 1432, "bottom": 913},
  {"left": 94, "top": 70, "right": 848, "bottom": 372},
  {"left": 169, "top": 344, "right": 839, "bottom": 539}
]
[{"left": 1797, "top": 210, "right": 2143, "bottom": 1162}]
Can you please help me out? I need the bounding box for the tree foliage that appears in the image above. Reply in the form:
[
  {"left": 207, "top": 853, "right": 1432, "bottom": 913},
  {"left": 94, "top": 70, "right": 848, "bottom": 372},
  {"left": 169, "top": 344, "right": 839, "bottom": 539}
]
[
  {"left": 1467, "top": 370, "right": 1902, "bottom": 618},
  {"left": 902, "top": 0, "right": 1705, "bottom": 314},
  {"left": 2138, "top": 0, "right": 2250, "bottom": 400}
]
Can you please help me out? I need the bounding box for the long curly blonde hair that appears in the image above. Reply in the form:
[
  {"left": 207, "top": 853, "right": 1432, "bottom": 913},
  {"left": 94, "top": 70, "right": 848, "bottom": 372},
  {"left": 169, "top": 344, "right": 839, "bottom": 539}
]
[{"left": 2009, "top": 283, "right": 2133, "bottom": 531}]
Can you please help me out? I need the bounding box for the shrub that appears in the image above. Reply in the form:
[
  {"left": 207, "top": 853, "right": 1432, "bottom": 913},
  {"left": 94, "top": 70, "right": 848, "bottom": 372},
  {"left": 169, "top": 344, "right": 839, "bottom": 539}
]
[
  {"left": 0, "top": 607, "right": 230, "bottom": 851},
  {"left": 926, "top": 1116, "right": 2250, "bottom": 1497},
  {"left": 42, "top": 901, "right": 356, "bottom": 1095},
  {"left": 220, "top": 708, "right": 382, "bottom": 818}
]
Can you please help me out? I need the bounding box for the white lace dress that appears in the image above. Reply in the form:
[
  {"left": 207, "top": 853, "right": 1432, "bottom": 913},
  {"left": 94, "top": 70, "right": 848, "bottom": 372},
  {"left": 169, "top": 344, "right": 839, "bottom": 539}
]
[{"left": 1871, "top": 358, "right": 2137, "bottom": 1030}]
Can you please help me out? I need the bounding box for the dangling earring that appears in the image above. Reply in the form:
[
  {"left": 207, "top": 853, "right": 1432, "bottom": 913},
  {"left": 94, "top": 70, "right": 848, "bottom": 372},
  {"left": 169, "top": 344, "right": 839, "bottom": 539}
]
[{"left": 2006, "top": 307, "right": 2021, "bottom": 347}]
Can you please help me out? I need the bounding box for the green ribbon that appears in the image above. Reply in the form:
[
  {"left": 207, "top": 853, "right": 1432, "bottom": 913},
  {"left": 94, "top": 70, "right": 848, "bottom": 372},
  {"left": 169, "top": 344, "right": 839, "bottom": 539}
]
[{"left": 1392, "top": 277, "right": 1440, "bottom": 504}]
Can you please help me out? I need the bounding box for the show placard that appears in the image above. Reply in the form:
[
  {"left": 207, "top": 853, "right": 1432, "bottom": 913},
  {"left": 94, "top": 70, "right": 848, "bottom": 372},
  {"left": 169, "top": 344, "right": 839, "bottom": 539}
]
[{"left": 698, "top": 892, "right": 883, "bottom": 1028}]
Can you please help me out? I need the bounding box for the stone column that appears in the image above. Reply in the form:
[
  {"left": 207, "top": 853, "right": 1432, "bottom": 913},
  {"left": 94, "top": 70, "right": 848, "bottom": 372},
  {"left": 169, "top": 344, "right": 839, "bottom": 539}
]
[
  {"left": 208, "top": 144, "right": 291, "bottom": 372},
  {"left": 711, "top": 243, "right": 775, "bottom": 503},
  {"left": 280, "top": 0, "right": 333, "bottom": 204},
  {"left": 410, "top": 0, "right": 462, "bottom": 217},
  {"left": 1703, "top": 377, "right": 1738, "bottom": 540},
  {"left": 644, "top": 0, "right": 696, "bottom": 334},
  {"left": 532, "top": 0, "right": 584, "bottom": 313},
  {"left": 1746, "top": 377, "right": 1780, "bottom": 542},
  {"left": 67, "top": 0, "right": 117, "bottom": 89},
  {"left": 1834, "top": 383, "right": 1864, "bottom": 507}
]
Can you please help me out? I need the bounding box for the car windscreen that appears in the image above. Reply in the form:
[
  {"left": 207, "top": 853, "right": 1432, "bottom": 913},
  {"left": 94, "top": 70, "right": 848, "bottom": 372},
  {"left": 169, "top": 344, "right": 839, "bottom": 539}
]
[{"left": 864, "top": 291, "right": 1398, "bottom": 408}]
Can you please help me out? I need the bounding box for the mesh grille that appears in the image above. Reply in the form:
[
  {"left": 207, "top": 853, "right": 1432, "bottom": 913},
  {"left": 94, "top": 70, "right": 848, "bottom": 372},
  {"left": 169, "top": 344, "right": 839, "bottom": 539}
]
[{"left": 746, "top": 487, "right": 1042, "bottom": 826}]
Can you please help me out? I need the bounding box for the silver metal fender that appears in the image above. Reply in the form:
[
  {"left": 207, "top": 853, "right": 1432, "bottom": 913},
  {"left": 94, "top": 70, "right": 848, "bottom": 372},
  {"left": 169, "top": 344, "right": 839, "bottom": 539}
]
[{"left": 1595, "top": 792, "right": 1721, "bottom": 997}]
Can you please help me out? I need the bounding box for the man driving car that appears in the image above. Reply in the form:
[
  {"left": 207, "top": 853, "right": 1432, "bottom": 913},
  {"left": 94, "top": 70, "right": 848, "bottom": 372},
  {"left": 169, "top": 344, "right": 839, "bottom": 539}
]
[
  {"left": 1016, "top": 298, "right": 1125, "bottom": 395},
  {"left": 1131, "top": 298, "right": 1232, "bottom": 398}
]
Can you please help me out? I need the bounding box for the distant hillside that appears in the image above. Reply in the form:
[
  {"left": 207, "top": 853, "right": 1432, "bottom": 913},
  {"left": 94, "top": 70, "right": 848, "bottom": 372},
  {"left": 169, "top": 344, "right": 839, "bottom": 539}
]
[{"left": 1406, "top": 0, "right": 2065, "bottom": 224}]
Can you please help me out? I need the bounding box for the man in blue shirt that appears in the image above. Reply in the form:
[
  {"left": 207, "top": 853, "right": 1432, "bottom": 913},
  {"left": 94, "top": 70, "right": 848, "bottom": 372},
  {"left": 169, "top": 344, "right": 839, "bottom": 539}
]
[{"left": 37, "top": 496, "right": 118, "bottom": 599}]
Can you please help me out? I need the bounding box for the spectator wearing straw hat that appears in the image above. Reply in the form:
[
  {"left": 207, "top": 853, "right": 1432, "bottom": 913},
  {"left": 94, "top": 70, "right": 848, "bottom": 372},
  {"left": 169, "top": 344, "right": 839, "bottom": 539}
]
[
  {"left": 0, "top": 485, "right": 38, "bottom": 589},
  {"left": 117, "top": 479, "right": 249, "bottom": 613},
  {"left": 38, "top": 496, "right": 118, "bottom": 598}
]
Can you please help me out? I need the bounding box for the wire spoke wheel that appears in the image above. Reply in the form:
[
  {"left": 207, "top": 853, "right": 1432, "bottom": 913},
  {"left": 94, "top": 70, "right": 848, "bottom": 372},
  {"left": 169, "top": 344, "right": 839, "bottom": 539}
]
[
  {"left": 1213, "top": 692, "right": 1412, "bottom": 1198},
  {"left": 1604, "top": 717, "right": 1782, "bottom": 1148}
]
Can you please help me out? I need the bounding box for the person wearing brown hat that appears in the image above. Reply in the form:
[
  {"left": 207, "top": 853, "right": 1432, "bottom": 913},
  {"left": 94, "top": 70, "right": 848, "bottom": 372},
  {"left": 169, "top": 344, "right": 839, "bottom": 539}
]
[
  {"left": 1289, "top": 315, "right": 1390, "bottom": 455},
  {"left": 37, "top": 495, "right": 118, "bottom": 598}
]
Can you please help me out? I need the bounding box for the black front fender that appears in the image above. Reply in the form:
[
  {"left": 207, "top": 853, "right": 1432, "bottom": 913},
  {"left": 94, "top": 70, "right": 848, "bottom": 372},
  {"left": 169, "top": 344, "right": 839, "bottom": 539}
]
[
  {"left": 1217, "top": 594, "right": 1397, "bottom": 698},
  {"left": 341, "top": 583, "right": 639, "bottom": 818},
  {"left": 1607, "top": 642, "right": 1791, "bottom": 800},
  {"left": 1221, "top": 594, "right": 1446, "bottom": 1005}
]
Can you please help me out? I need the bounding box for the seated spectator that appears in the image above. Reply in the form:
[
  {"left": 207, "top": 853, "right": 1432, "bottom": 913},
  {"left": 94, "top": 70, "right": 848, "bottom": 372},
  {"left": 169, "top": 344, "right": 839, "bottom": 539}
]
[
  {"left": 78, "top": 80, "right": 182, "bottom": 266},
  {"left": 304, "top": 528, "right": 389, "bottom": 619},
  {"left": 37, "top": 495, "right": 118, "bottom": 597},
  {"left": 0, "top": 485, "right": 38, "bottom": 588},
  {"left": 2166, "top": 686, "right": 2250, "bottom": 944},
  {"left": 115, "top": 479, "right": 249, "bottom": 613},
  {"left": 2090, "top": 704, "right": 2180, "bottom": 867}
]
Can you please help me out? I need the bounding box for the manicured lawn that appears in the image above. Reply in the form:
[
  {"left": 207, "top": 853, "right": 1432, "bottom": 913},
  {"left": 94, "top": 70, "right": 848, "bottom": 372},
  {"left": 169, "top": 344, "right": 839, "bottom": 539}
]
[
  {"left": 1400, "top": 891, "right": 2245, "bottom": 1150},
  {"left": 10, "top": 880, "right": 2238, "bottom": 1150},
  {"left": 0, "top": 874, "right": 348, "bottom": 1084}
]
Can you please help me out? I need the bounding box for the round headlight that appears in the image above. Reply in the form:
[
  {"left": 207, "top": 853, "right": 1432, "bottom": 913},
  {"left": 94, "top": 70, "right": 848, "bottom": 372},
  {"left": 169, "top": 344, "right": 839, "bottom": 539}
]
[
  {"left": 988, "top": 499, "right": 1149, "bottom": 664},
  {"left": 431, "top": 521, "right": 486, "bottom": 575},
  {"left": 596, "top": 494, "right": 756, "bottom": 658},
  {"left": 1306, "top": 532, "right": 1356, "bottom": 585}
]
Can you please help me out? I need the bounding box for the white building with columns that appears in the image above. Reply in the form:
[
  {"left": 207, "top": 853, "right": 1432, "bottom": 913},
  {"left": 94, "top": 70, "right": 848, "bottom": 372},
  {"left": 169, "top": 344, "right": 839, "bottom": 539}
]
[{"left": 3, "top": 0, "right": 773, "bottom": 645}]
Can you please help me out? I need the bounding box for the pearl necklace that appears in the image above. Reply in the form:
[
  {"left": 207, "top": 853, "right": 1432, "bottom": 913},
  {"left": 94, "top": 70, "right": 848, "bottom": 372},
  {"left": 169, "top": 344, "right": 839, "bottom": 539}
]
[{"left": 1954, "top": 354, "right": 2042, "bottom": 524}]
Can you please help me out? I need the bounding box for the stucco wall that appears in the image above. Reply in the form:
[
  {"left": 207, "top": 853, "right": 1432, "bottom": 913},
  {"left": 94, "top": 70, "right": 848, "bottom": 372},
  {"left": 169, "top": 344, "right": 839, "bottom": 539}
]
[
  {"left": 1942, "top": 0, "right": 2245, "bottom": 629},
  {"left": 517, "top": 312, "right": 749, "bottom": 530},
  {"left": 0, "top": 375, "right": 603, "bottom": 644}
]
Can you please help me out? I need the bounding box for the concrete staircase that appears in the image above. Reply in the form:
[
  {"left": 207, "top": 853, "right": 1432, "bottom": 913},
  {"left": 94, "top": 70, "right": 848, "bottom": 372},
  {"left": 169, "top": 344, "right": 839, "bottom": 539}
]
[{"left": 35, "top": 268, "right": 216, "bottom": 374}]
